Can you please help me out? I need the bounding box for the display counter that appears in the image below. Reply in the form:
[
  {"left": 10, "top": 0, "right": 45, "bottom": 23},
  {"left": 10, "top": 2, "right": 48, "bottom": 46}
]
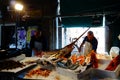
[
  {"left": 18, "top": 65, "right": 74, "bottom": 80},
  {"left": 0, "top": 55, "right": 38, "bottom": 80},
  {"left": 0, "top": 53, "right": 120, "bottom": 80}
]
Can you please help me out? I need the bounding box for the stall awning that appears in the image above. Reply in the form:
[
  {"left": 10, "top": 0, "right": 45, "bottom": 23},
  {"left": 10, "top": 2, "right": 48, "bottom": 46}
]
[
  {"left": 61, "top": 16, "right": 103, "bottom": 27},
  {"left": 60, "top": 0, "right": 120, "bottom": 28},
  {"left": 60, "top": 0, "right": 120, "bottom": 16}
]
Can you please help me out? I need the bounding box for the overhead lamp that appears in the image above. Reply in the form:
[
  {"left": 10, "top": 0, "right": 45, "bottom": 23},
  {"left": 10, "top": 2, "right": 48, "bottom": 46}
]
[{"left": 15, "top": 3, "right": 23, "bottom": 11}]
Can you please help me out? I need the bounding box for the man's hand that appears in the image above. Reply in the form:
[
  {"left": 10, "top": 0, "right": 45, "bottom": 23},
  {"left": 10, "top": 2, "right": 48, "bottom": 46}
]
[{"left": 74, "top": 44, "right": 81, "bottom": 52}]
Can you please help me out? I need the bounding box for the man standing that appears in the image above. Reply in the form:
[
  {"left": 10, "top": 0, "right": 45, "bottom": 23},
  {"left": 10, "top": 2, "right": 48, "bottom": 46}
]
[
  {"left": 79, "top": 31, "right": 98, "bottom": 55},
  {"left": 30, "top": 29, "right": 48, "bottom": 56}
]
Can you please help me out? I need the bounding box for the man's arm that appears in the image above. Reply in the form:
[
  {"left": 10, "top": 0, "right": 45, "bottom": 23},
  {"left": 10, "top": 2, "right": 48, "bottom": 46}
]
[{"left": 92, "top": 38, "right": 98, "bottom": 52}]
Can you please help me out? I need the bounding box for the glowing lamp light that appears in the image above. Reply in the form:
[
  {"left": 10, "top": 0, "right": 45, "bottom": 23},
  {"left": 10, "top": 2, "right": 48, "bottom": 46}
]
[{"left": 15, "top": 3, "right": 23, "bottom": 11}]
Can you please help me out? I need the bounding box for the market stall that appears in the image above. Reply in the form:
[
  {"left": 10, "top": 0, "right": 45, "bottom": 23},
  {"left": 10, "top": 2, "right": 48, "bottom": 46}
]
[
  {"left": 0, "top": 49, "right": 120, "bottom": 80},
  {"left": 0, "top": 28, "right": 120, "bottom": 80},
  {"left": 16, "top": 50, "right": 120, "bottom": 80}
]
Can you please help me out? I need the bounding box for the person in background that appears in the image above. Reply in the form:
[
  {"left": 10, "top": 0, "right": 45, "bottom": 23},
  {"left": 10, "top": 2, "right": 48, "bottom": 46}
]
[
  {"left": 117, "top": 34, "right": 120, "bottom": 49},
  {"left": 78, "top": 31, "right": 98, "bottom": 55},
  {"left": 30, "top": 28, "right": 48, "bottom": 56}
]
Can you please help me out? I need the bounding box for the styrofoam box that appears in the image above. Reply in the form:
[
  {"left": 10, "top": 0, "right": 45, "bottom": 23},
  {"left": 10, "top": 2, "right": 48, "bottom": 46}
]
[
  {"left": 56, "top": 66, "right": 92, "bottom": 80},
  {"left": 56, "top": 59, "right": 120, "bottom": 79},
  {"left": 92, "top": 59, "right": 120, "bottom": 79},
  {"left": 56, "top": 67, "right": 78, "bottom": 80},
  {"left": 92, "top": 65, "right": 120, "bottom": 79}
]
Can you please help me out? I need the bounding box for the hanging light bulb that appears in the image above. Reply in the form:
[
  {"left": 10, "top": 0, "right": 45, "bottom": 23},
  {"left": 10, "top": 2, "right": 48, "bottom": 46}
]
[{"left": 15, "top": 3, "right": 23, "bottom": 11}]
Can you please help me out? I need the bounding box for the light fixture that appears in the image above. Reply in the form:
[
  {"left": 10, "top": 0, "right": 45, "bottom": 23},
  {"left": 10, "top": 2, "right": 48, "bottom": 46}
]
[{"left": 15, "top": 3, "right": 23, "bottom": 11}]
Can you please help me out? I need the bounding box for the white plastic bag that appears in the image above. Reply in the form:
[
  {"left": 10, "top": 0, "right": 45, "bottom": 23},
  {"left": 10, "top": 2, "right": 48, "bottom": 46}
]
[
  {"left": 110, "top": 46, "right": 120, "bottom": 58},
  {"left": 83, "top": 41, "right": 92, "bottom": 56}
]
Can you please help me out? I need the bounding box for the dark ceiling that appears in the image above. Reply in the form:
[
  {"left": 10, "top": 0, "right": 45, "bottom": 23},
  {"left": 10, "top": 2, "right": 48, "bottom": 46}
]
[
  {"left": 0, "top": 0, "right": 57, "bottom": 10},
  {"left": 0, "top": 0, "right": 57, "bottom": 22},
  {"left": 60, "top": 0, "right": 120, "bottom": 16},
  {"left": 0, "top": 0, "right": 120, "bottom": 23}
]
